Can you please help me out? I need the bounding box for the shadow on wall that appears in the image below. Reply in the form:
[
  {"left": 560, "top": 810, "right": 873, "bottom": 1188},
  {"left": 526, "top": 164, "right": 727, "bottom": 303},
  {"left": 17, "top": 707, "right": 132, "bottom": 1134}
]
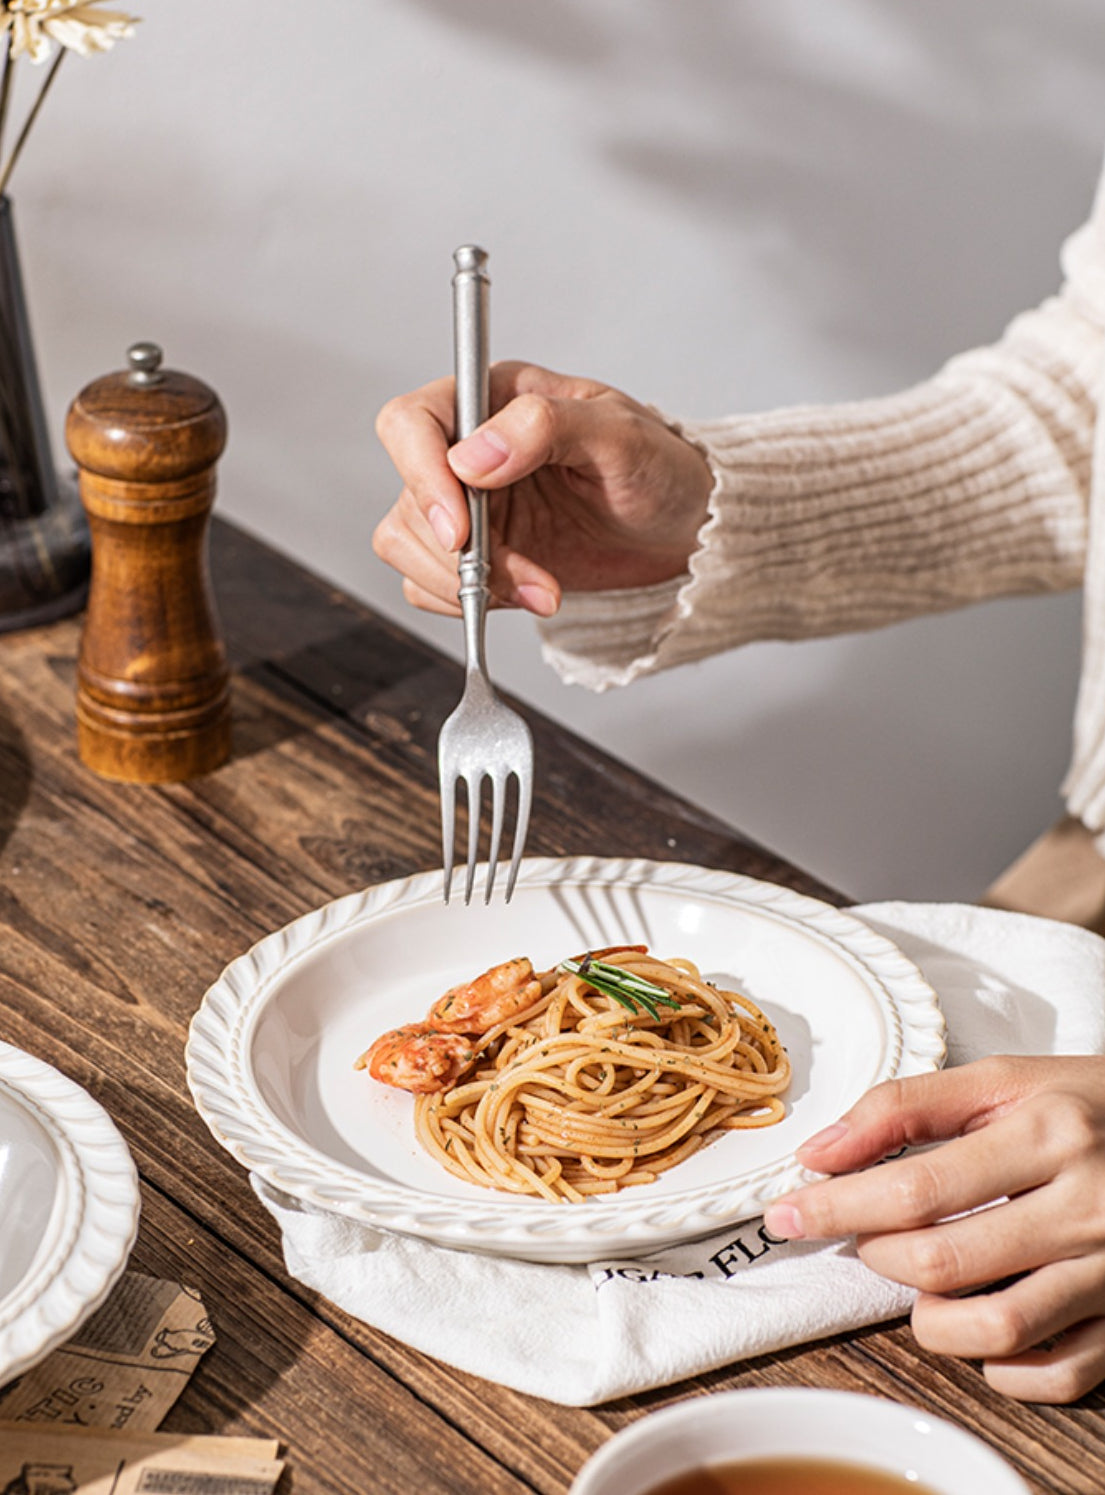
[
  {"left": 402, "top": 0, "right": 1105, "bottom": 381},
  {"left": 627, "top": 590, "right": 1084, "bottom": 903},
  {"left": 389, "top": 0, "right": 1101, "bottom": 902}
]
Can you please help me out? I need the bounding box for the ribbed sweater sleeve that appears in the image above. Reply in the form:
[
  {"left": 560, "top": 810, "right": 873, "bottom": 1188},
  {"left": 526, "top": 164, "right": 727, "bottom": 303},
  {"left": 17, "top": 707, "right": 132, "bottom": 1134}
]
[{"left": 539, "top": 214, "right": 1105, "bottom": 693}]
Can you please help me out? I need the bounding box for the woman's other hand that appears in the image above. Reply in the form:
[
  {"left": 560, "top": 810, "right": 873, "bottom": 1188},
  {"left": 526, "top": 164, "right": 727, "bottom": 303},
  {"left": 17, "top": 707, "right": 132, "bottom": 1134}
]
[
  {"left": 373, "top": 361, "right": 713, "bottom": 616},
  {"left": 763, "top": 1055, "right": 1105, "bottom": 1403}
]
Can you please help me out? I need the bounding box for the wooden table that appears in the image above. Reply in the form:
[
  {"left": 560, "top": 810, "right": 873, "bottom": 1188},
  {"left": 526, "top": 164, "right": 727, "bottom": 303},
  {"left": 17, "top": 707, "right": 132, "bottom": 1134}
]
[{"left": 1, "top": 520, "right": 1101, "bottom": 1493}]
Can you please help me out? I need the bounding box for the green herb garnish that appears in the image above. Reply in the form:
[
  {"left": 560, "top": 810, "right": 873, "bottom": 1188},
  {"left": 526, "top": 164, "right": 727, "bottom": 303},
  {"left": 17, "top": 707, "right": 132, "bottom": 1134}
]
[{"left": 558, "top": 955, "right": 682, "bottom": 1020}]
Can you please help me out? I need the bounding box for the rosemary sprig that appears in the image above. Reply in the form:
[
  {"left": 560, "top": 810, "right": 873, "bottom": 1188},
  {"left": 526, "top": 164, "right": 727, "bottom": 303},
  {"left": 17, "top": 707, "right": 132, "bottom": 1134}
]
[{"left": 558, "top": 955, "right": 682, "bottom": 1021}]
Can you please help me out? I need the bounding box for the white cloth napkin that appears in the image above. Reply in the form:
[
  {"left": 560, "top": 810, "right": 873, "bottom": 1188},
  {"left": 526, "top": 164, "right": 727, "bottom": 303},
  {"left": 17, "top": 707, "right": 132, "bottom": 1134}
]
[{"left": 254, "top": 902, "right": 1105, "bottom": 1406}]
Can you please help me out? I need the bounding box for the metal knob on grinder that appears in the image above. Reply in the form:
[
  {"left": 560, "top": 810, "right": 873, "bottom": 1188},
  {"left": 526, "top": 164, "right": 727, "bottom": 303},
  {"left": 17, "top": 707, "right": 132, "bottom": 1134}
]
[{"left": 66, "top": 341, "right": 231, "bottom": 782}]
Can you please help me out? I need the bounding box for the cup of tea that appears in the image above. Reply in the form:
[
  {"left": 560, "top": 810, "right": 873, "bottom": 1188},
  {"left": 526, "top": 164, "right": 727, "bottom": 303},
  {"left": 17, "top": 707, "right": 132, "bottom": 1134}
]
[{"left": 569, "top": 1387, "right": 1031, "bottom": 1495}]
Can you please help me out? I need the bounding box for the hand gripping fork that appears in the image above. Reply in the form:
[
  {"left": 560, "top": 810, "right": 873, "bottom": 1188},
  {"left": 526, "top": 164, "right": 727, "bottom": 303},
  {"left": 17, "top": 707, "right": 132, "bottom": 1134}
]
[{"left": 437, "top": 245, "right": 534, "bottom": 904}]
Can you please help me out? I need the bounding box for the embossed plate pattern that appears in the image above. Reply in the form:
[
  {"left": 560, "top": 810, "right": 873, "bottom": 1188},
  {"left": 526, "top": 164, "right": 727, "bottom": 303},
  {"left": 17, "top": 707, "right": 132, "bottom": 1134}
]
[
  {"left": 0, "top": 1041, "right": 140, "bottom": 1386},
  {"left": 186, "top": 858, "right": 945, "bottom": 1263}
]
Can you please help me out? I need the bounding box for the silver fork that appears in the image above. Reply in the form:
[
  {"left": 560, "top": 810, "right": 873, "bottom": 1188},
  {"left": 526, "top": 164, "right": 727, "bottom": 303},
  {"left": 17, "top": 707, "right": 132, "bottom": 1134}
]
[{"left": 438, "top": 244, "right": 534, "bottom": 905}]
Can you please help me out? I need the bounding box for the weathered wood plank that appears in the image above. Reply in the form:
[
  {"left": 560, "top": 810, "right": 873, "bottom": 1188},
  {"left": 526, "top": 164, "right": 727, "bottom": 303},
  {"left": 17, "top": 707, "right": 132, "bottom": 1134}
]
[
  {"left": 129, "top": 1182, "right": 537, "bottom": 1495},
  {"left": 208, "top": 521, "right": 847, "bottom": 901}
]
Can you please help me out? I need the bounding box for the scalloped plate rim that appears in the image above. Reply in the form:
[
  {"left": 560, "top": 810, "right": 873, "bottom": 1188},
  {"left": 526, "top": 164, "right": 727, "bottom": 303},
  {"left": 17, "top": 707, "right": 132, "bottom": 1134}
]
[
  {"left": 186, "top": 857, "right": 945, "bottom": 1263},
  {"left": 0, "top": 1040, "right": 140, "bottom": 1388}
]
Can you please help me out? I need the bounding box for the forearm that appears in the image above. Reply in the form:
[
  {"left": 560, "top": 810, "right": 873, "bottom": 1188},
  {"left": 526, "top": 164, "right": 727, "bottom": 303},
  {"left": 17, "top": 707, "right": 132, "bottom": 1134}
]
[{"left": 540, "top": 266, "right": 1099, "bottom": 691}]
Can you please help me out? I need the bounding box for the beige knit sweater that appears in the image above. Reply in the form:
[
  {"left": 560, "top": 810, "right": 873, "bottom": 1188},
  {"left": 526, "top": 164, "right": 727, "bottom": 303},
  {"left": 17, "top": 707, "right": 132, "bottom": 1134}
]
[{"left": 539, "top": 163, "right": 1105, "bottom": 832}]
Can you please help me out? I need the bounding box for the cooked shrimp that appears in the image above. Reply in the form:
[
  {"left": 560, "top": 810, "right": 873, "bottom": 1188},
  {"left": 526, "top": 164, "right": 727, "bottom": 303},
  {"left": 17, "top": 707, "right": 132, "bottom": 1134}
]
[
  {"left": 355, "top": 1023, "right": 477, "bottom": 1094},
  {"left": 428, "top": 956, "right": 544, "bottom": 1034}
]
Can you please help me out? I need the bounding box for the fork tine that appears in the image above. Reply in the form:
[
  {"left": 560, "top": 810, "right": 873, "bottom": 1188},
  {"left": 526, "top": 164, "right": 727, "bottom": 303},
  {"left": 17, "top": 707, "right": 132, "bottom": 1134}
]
[
  {"left": 504, "top": 766, "right": 533, "bottom": 903},
  {"left": 440, "top": 769, "right": 456, "bottom": 906},
  {"left": 463, "top": 770, "right": 483, "bottom": 906},
  {"left": 483, "top": 771, "right": 507, "bottom": 905}
]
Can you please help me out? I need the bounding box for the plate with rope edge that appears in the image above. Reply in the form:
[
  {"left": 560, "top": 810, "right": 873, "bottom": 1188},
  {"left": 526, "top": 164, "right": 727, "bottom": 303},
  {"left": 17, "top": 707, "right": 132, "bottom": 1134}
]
[
  {"left": 0, "top": 1040, "right": 140, "bottom": 1387},
  {"left": 185, "top": 856, "right": 946, "bottom": 1264}
]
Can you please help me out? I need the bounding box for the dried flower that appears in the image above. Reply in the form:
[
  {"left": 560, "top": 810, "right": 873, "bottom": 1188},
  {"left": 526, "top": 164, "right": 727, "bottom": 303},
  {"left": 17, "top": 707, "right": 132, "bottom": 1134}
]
[
  {"left": 0, "top": 0, "right": 139, "bottom": 195},
  {"left": 4, "top": 1, "right": 138, "bottom": 64}
]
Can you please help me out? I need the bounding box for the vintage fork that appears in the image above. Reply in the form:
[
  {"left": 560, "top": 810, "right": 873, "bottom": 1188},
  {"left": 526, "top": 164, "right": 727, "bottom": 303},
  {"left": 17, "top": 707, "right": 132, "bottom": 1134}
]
[{"left": 437, "top": 244, "right": 534, "bottom": 905}]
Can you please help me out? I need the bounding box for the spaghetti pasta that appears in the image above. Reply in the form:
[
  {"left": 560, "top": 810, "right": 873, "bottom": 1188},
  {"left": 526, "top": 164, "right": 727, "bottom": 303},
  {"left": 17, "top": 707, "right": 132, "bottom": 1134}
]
[{"left": 400, "top": 949, "right": 790, "bottom": 1202}]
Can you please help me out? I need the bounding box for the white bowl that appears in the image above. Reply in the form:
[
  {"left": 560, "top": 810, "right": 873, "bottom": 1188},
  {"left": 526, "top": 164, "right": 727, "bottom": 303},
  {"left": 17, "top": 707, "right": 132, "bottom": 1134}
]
[{"left": 569, "top": 1388, "right": 1030, "bottom": 1495}]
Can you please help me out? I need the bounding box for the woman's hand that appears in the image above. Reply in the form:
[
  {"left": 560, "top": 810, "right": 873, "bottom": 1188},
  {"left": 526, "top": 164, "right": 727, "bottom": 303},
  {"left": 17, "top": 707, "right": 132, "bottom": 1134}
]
[
  {"left": 373, "top": 361, "right": 713, "bottom": 616},
  {"left": 763, "top": 1055, "right": 1105, "bottom": 1403}
]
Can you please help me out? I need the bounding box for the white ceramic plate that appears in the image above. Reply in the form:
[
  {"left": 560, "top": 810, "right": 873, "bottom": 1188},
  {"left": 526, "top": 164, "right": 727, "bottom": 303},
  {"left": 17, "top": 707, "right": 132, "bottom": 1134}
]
[
  {"left": 0, "top": 1041, "right": 140, "bottom": 1387},
  {"left": 187, "top": 858, "right": 945, "bottom": 1263}
]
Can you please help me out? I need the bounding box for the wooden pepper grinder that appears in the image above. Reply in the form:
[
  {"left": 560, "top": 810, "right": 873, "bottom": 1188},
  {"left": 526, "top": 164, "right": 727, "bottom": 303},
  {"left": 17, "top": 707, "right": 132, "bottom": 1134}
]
[{"left": 67, "top": 341, "right": 231, "bottom": 782}]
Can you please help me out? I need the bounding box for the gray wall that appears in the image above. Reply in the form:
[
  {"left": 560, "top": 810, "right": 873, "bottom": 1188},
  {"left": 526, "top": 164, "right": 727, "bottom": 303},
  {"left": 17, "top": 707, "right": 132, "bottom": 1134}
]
[{"left": 18, "top": 0, "right": 1105, "bottom": 901}]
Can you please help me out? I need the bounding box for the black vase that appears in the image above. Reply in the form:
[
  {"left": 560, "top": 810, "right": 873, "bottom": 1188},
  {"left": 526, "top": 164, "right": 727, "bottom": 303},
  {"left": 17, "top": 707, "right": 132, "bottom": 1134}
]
[{"left": 0, "top": 195, "right": 89, "bottom": 630}]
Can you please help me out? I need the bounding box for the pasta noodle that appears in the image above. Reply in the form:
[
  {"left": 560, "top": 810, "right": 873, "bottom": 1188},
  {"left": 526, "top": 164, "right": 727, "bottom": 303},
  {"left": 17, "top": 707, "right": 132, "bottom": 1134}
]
[{"left": 412, "top": 949, "right": 790, "bottom": 1202}]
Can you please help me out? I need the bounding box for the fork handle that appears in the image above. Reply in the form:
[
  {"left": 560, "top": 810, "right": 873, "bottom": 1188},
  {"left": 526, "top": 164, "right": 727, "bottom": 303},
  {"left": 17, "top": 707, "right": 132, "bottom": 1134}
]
[{"left": 452, "top": 244, "right": 491, "bottom": 675}]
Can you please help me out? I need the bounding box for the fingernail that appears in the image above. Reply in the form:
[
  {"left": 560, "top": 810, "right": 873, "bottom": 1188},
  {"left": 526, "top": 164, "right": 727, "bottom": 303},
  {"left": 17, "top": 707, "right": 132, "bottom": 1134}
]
[
  {"left": 763, "top": 1203, "right": 804, "bottom": 1239},
  {"left": 450, "top": 428, "right": 510, "bottom": 478},
  {"left": 427, "top": 503, "right": 458, "bottom": 551},
  {"left": 516, "top": 583, "right": 558, "bottom": 617},
  {"left": 796, "top": 1121, "right": 849, "bottom": 1156}
]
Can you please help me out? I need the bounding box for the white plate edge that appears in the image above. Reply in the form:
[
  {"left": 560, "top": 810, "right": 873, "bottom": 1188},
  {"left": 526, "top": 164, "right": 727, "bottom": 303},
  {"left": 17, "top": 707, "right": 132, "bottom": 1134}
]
[
  {"left": 186, "top": 857, "right": 946, "bottom": 1255},
  {"left": 0, "top": 1041, "right": 140, "bottom": 1387}
]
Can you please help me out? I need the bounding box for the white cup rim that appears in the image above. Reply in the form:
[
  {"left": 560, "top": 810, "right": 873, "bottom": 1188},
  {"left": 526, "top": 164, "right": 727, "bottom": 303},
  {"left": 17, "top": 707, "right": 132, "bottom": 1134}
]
[{"left": 569, "top": 1387, "right": 1032, "bottom": 1495}]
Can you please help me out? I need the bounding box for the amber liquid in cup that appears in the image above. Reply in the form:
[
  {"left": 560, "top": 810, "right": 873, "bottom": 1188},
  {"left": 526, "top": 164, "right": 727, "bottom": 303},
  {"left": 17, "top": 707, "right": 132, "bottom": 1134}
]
[{"left": 644, "top": 1458, "right": 941, "bottom": 1495}]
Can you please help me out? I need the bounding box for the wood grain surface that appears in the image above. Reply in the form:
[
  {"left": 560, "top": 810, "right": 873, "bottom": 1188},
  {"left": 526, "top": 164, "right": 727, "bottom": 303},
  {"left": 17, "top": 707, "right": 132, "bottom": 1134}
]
[{"left": 0, "top": 519, "right": 1099, "bottom": 1494}]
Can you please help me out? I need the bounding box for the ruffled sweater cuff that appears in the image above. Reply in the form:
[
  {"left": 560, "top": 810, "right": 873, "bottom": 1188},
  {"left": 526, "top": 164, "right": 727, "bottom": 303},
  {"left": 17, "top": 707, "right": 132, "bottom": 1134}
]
[{"left": 539, "top": 289, "right": 1096, "bottom": 691}]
